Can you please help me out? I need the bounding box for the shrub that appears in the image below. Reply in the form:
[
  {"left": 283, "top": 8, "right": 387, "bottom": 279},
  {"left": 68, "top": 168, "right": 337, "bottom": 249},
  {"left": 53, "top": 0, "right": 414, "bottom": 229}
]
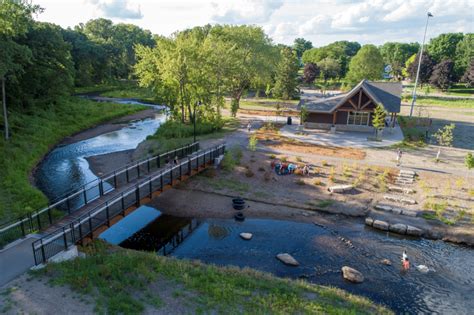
[
  {"left": 296, "top": 156, "right": 303, "bottom": 162},
  {"left": 321, "top": 160, "right": 328, "bottom": 167},
  {"left": 270, "top": 154, "right": 276, "bottom": 159},
  {"left": 313, "top": 179, "right": 322, "bottom": 186},
  {"left": 248, "top": 135, "right": 258, "bottom": 151},
  {"left": 221, "top": 151, "right": 236, "bottom": 171},
  {"left": 281, "top": 156, "right": 288, "bottom": 163},
  {"left": 152, "top": 119, "right": 224, "bottom": 139}
]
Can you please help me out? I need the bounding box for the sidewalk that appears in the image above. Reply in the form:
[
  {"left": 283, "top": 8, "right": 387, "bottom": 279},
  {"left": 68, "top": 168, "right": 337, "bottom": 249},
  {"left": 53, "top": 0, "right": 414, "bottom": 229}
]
[{"left": 0, "top": 235, "right": 39, "bottom": 287}]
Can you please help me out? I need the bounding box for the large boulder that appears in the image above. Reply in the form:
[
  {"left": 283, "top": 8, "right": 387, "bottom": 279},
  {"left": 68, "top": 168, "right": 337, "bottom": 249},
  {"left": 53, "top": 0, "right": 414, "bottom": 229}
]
[
  {"left": 389, "top": 223, "right": 407, "bottom": 234},
  {"left": 328, "top": 185, "right": 353, "bottom": 193},
  {"left": 406, "top": 225, "right": 423, "bottom": 237},
  {"left": 341, "top": 266, "right": 364, "bottom": 283},
  {"left": 365, "top": 217, "right": 374, "bottom": 226},
  {"left": 239, "top": 233, "right": 253, "bottom": 240},
  {"left": 373, "top": 220, "right": 389, "bottom": 231},
  {"left": 276, "top": 253, "right": 299, "bottom": 266}
]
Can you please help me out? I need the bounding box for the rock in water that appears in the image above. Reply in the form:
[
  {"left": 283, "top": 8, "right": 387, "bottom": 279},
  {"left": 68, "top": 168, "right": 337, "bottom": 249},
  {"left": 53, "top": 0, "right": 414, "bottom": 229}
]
[
  {"left": 381, "top": 259, "right": 392, "bottom": 266},
  {"left": 239, "top": 232, "right": 253, "bottom": 240},
  {"left": 276, "top": 253, "right": 299, "bottom": 266},
  {"left": 341, "top": 266, "right": 364, "bottom": 283}
]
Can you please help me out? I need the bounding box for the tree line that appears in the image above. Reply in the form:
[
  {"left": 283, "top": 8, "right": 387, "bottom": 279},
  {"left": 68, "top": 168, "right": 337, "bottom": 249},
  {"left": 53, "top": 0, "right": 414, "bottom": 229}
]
[
  {"left": 299, "top": 33, "right": 473, "bottom": 90},
  {"left": 134, "top": 24, "right": 300, "bottom": 122}
]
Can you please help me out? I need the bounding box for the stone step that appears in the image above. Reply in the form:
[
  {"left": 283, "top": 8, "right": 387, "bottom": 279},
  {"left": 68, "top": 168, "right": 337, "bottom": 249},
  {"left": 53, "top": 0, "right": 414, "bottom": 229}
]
[
  {"left": 365, "top": 217, "right": 423, "bottom": 237},
  {"left": 388, "top": 185, "right": 415, "bottom": 194},
  {"left": 400, "top": 169, "right": 416, "bottom": 177},
  {"left": 383, "top": 195, "right": 417, "bottom": 205},
  {"left": 374, "top": 204, "right": 418, "bottom": 216}
]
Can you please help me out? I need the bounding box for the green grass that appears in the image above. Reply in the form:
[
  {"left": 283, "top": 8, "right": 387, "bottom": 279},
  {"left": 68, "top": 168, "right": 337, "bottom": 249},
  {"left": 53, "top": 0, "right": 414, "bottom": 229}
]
[
  {"left": 200, "top": 177, "right": 250, "bottom": 193},
  {"left": 32, "top": 241, "right": 392, "bottom": 314},
  {"left": 0, "top": 97, "right": 145, "bottom": 223},
  {"left": 144, "top": 117, "right": 239, "bottom": 156},
  {"left": 233, "top": 98, "right": 299, "bottom": 111},
  {"left": 403, "top": 83, "right": 474, "bottom": 97},
  {"left": 402, "top": 95, "right": 474, "bottom": 108}
]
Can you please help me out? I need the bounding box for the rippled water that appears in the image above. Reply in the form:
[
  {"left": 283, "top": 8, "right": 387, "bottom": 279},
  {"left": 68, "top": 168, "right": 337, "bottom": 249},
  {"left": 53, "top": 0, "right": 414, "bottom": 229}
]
[
  {"left": 116, "top": 207, "right": 474, "bottom": 314},
  {"left": 35, "top": 108, "right": 165, "bottom": 202}
]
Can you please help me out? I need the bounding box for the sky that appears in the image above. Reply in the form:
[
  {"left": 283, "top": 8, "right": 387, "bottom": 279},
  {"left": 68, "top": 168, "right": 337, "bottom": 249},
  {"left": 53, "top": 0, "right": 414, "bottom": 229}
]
[{"left": 34, "top": 0, "right": 473, "bottom": 47}]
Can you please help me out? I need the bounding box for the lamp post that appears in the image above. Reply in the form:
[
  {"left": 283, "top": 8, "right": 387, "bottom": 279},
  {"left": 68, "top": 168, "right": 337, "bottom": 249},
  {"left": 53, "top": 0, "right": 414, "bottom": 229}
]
[
  {"left": 409, "top": 12, "right": 433, "bottom": 117},
  {"left": 193, "top": 101, "right": 201, "bottom": 143}
]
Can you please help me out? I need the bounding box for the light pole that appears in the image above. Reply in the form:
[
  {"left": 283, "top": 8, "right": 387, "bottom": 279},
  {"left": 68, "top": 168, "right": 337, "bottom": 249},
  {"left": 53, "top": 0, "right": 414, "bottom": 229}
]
[
  {"left": 193, "top": 101, "right": 201, "bottom": 143},
  {"left": 409, "top": 12, "right": 433, "bottom": 117}
]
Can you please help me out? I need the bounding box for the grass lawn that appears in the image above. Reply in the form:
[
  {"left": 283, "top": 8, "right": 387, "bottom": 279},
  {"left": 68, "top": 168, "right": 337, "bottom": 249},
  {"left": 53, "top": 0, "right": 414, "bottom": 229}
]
[
  {"left": 403, "top": 84, "right": 474, "bottom": 97},
  {"left": 233, "top": 98, "right": 299, "bottom": 111},
  {"left": 0, "top": 97, "right": 146, "bottom": 223},
  {"left": 143, "top": 117, "right": 240, "bottom": 156},
  {"left": 33, "top": 241, "right": 392, "bottom": 314},
  {"left": 402, "top": 95, "right": 474, "bottom": 108}
]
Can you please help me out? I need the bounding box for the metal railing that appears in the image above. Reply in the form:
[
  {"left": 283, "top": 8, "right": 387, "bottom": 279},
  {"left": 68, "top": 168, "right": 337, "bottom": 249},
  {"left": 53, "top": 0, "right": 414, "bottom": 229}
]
[
  {"left": 32, "top": 143, "right": 225, "bottom": 265},
  {"left": 0, "top": 142, "right": 200, "bottom": 249}
]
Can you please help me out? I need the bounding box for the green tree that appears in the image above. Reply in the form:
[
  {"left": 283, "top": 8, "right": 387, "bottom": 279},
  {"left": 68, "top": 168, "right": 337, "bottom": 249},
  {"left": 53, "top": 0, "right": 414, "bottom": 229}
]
[
  {"left": 300, "top": 105, "right": 308, "bottom": 125},
  {"left": 380, "top": 42, "right": 419, "bottom": 80},
  {"left": 428, "top": 33, "right": 464, "bottom": 63},
  {"left": 303, "top": 63, "right": 319, "bottom": 84},
  {"left": 0, "top": 0, "right": 41, "bottom": 139},
  {"left": 454, "top": 34, "right": 474, "bottom": 79},
  {"left": 434, "top": 123, "right": 455, "bottom": 161},
  {"left": 272, "top": 47, "right": 300, "bottom": 100},
  {"left": 372, "top": 104, "right": 386, "bottom": 139},
  {"left": 346, "top": 44, "right": 384, "bottom": 83},
  {"left": 293, "top": 38, "right": 313, "bottom": 59},
  {"left": 317, "top": 57, "right": 340, "bottom": 82}
]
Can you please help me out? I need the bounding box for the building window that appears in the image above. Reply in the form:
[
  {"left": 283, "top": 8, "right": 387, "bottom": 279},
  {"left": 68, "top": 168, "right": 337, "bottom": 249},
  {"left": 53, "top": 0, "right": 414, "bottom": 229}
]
[{"left": 347, "top": 111, "right": 370, "bottom": 125}]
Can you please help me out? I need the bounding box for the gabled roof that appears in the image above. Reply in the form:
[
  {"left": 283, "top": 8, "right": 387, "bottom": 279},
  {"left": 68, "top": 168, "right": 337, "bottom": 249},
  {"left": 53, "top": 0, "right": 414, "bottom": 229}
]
[{"left": 301, "top": 80, "right": 402, "bottom": 113}]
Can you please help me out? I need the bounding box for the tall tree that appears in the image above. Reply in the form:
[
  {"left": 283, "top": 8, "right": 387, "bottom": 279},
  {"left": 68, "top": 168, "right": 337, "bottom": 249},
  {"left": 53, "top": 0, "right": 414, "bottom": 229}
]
[
  {"left": 454, "top": 34, "right": 474, "bottom": 79},
  {"left": 293, "top": 38, "right": 313, "bottom": 59},
  {"left": 461, "top": 58, "right": 474, "bottom": 87},
  {"left": 429, "top": 59, "right": 454, "bottom": 91},
  {"left": 428, "top": 33, "right": 464, "bottom": 63},
  {"left": 303, "top": 63, "right": 319, "bottom": 84},
  {"left": 272, "top": 47, "right": 300, "bottom": 100},
  {"left": 406, "top": 52, "right": 435, "bottom": 86},
  {"left": 317, "top": 57, "right": 340, "bottom": 82},
  {"left": 380, "top": 42, "right": 419, "bottom": 80},
  {"left": 346, "top": 44, "right": 384, "bottom": 83},
  {"left": 0, "top": 0, "right": 41, "bottom": 140}
]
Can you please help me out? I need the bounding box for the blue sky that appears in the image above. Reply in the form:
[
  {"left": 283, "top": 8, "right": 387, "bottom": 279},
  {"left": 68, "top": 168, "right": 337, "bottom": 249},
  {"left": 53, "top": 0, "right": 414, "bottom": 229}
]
[{"left": 36, "top": 0, "right": 473, "bottom": 46}]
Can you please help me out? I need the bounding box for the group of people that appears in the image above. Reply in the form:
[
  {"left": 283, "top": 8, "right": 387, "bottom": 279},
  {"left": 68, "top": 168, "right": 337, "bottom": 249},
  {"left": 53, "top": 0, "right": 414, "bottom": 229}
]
[{"left": 271, "top": 160, "right": 310, "bottom": 176}]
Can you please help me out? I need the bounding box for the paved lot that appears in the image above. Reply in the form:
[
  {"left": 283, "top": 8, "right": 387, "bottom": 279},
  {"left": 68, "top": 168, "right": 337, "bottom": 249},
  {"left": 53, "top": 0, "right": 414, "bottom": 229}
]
[{"left": 280, "top": 124, "right": 404, "bottom": 148}]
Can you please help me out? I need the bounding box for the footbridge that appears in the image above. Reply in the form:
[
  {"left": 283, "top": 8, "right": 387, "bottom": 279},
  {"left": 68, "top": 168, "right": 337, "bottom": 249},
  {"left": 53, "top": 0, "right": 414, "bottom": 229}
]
[{"left": 31, "top": 143, "right": 225, "bottom": 265}]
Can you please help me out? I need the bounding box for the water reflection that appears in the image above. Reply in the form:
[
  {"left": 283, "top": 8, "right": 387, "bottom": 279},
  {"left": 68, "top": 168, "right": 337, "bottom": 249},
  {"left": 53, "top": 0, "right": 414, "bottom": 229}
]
[{"left": 113, "top": 207, "right": 474, "bottom": 314}]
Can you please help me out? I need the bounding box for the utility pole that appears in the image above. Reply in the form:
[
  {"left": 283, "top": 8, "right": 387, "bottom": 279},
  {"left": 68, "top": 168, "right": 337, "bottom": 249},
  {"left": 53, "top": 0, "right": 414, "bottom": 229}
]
[
  {"left": 410, "top": 12, "right": 433, "bottom": 117},
  {"left": 1, "top": 76, "right": 9, "bottom": 140}
]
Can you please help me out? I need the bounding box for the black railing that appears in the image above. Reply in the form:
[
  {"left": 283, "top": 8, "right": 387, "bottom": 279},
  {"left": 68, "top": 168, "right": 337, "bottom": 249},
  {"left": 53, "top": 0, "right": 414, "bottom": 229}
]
[
  {"left": 32, "top": 143, "right": 225, "bottom": 265},
  {"left": 0, "top": 142, "right": 200, "bottom": 249}
]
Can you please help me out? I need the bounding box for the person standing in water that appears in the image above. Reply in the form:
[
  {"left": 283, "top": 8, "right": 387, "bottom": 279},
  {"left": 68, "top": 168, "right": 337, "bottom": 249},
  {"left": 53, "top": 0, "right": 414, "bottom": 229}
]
[{"left": 402, "top": 251, "right": 410, "bottom": 270}]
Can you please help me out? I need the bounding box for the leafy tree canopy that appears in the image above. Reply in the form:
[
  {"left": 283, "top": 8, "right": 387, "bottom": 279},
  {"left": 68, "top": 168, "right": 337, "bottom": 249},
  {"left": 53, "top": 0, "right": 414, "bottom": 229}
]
[
  {"left": 346, "top": 44, "right": 384, "bottom": 83},
  {"left": 293, "top": 38, "right": 313, "bottom": 58},
  {"left": 428, "top": 33, "right": 464, "bottom": 63}
]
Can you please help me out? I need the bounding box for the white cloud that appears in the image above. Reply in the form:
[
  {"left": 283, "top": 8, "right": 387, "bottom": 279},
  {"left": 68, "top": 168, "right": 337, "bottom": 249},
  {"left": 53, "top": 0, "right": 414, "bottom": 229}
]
[
  {"left": 210, "top": 0, "right": 284, "bottom": 24},
  {"left": 34, "top": 0, "right": 473, "bottom": 47},
  {"left": 88, "top": 0, "right": 143, "bottom": 20}
]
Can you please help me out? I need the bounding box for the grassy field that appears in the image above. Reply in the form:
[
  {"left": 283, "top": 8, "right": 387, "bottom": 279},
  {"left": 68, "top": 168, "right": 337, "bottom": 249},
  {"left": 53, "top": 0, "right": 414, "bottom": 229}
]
[
  {"left": 403, "top": 84, "right": 474, "bottom": 97},
  {"left": 75, "top": 81, "right": 157, "bottom": 103},
  {"left": 33, "top": 241, "right": 392, "bottom": 314},
  {"left": 402, "top": 95, "right": 474, "bottom": 108},
  {"left": 143, "top": 117, "right": 239, "bottom": 156},
  {"left": 0, "top": 97, "right": 145, "bottom": 223},
  {"left": 232, "top": 98, "right": 299, "bottom": 111}
]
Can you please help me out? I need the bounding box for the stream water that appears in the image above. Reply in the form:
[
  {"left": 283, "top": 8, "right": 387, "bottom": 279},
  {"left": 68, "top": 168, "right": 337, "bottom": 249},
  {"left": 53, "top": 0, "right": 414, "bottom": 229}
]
[
  {"left": 34, "top": 97, "right": 166, "bottom": 202},
  {"left": 104, "top": 205, "right": 474, "bottom": 315},
  {"left": 35, "top": 96, "right": 473, "bottom": 314}
]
